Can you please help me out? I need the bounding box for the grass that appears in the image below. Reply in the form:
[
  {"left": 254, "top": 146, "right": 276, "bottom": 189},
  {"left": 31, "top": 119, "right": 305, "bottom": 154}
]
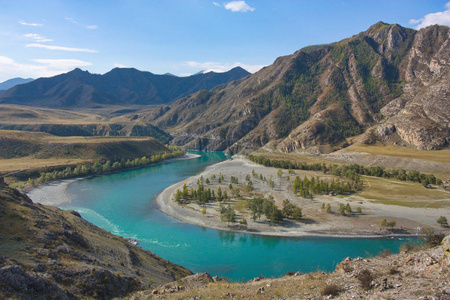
[
  {"left": 0, "top": 104, "right": 107, "bottom": 125},
  {"left": 358, "top": 176, "right": 450, "bottom": 208},
  {"left": 348, "top": 142, "right": 450, "bottom": 164}
]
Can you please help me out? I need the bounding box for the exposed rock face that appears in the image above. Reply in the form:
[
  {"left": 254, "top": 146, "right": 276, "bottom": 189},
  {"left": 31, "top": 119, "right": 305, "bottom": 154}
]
[
  {"left": 0, "top": 182, "right": 192, "bottom": 299},
  {"left": 146, "top": 22, "right": 449, "bottom": 153}
]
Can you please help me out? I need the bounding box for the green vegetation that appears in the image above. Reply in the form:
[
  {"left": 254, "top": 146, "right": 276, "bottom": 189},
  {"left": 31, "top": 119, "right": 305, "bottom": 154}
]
[
  {"left": 248, "top": 154, "right": 442, "bottom": 186},
  {"left": 130, "top": 124, "right": 173, "bottom": 144},
  {"left": 27, "top": 146, "right": 185, "bottom": 186},
  {"left": 282, "top": 199, "right": 302, "bottom": 220},
  {"left": 293, "top": 175, "right": 357, "bottom": 198},
  {"left": 437, "top": 216, "right": 448, "bottom": 227},
  {"left": 248, "top": 196, "right": 284, "bottom": 224}
]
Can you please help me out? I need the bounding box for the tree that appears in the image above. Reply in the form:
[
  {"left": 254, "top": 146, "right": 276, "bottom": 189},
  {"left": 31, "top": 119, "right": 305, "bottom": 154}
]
[
  {"left": 268, "top": 206, "right": 284, "bottom": 224},
  {"left": 437, "top": 216, "right": 448, "bottom": 226},
  {"left": 201, "top": 207, "right": 206, "bottom": 216},
  {"left": 174, "top": 189, "right": 182, "bottom": 203},
  {"left": 386, "top": 220, "right": 396, "bottom": 230},
  {"left": 220, "top": 205, "right": 235, "bottom": 223},
  {"left": 277, "top": 169, "right": 283, "bottom": 178},
  {"left": 339, "top": 204, "right": 346, "bottom": 216},
  {"left": 248, "top": 197, "right": 264, "bottom": 221},
  {"left": 282, "top": 199, "right": 302, "bottom": 220},
  {"left": 345, "top": 203, "right": 352, "bottom": 213},
  {"left": 182, "top": 182, "right": 188, "bottom": 198},
  {"left": 380, "top": 218, "right": 387, "bottom": 230}
]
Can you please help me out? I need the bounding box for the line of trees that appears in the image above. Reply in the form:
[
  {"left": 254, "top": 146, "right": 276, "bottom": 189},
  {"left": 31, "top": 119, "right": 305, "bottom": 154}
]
[
  {"left": 247, "top": 154, "right": 442, "bottom": 186},
  {"left": 28, "top": 147, "right": 186, "bottom": 186},
  {"left": 293, "top": 175, "right": 359, "bottom": 198},
  {"left": 174, "top": 181, "right": 228, "bottom": 206}
]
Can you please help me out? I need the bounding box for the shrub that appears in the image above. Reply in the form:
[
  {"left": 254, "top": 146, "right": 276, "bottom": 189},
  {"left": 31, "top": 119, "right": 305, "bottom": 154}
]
[
  {"left": 357, "top": 269, "right": 373, "bottom": 290},
  {"left": 378, "top": 249, "right": 392, "bottom": 258},
  {"left": 321, "top": 284, "right": 342, "bottom": 297}
]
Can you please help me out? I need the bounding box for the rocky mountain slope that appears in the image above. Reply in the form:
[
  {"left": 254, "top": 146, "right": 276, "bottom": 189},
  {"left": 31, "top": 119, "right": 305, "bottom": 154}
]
[
  {"left": 0, "top": 67, "right": 250, "bottom": 108},
  {"left": 0, "top": 179, "right": 191, "bottom": 299},
  {"left": 144, "top": 22, "right": 449, "bottom": 153}
]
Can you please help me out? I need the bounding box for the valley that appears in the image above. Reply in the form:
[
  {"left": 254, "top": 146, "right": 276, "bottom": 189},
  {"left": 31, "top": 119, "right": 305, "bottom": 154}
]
[{"left": 0, "top": 19, "right": 449, "bottom": 299}]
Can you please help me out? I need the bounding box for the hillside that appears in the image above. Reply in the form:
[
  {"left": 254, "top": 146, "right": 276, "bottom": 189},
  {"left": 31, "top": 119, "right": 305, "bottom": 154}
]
[
  {"left": 0, "top": 67, "right": 250, "bottom": 108},
  {"left": 142, "top": 22, "right": 449, "bottom": 153},
  {"left": 0, "top": 130, "right": 175, "bottom": 187},
  {"left": 0, "top": 179, "right": 191, "bottom": 299}
]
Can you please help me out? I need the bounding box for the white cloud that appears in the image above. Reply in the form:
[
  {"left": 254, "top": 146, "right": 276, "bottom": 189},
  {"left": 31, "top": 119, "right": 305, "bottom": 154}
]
[
  {"left": 213, "top": 2, "right": 221, "bottom": 7},
  {"left": 183, "top": 61, "right": 264, "bottom": 74},
  {"left": 86, "top": 25, "right": 98, "bottom": 30},
  {"left": 114, "top": 63, "right": 127, "bottom": 68},
  {"left": 0, "top": 56, "right": 90, "bottom": 81},
  {"left": 410, "top": 1, "right": 450, "bottom": 29},
  {"left": 26, "top": 43, "right": 98, "bottom": 53},
  {"left": 19, "top": 21, "right": 43, "bottom": 27},
  {"left": 65, "top": 17, "right": 78, "bottom": 24},
  {"left": 24, "top": 33, "right": 53, "bottom": 43},
  {"left": 224, "top": 1, "right": 255, "bottom": 12},
  {"left": 32, "top": 59, "right": 92, "bottom": 69}
]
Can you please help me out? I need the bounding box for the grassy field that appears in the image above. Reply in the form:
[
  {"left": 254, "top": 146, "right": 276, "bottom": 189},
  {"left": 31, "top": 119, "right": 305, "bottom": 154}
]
[
  {"left": 348, "top": 142, "right": 450, "bottom": 164},
  {"left": 0, "top": 104, "right": 108, "bottom": 125},
  {"left": 0, "top": 129, "right": 171, "bottom": 187},
  {"left": 355, "top": 176, "right": 449, "bottom": 208}
]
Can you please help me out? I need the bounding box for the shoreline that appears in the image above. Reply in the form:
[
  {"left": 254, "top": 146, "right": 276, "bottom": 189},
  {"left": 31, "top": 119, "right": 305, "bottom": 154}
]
[
  {"left": 27, "top": 152, "right": 201, "bottom": 206},
  {"left": 156, "top": 155, "right": 449, "bottom": 238}
]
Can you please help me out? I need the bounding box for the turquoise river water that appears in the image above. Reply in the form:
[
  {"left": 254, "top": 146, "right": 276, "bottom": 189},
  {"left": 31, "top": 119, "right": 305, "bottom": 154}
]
[{"left": 60, "top": 151, "right": 411, "bottom": 281}]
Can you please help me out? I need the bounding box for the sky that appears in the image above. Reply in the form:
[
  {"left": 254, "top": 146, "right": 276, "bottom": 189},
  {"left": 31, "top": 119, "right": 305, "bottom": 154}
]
[{"left": 1, "top": 0, "right": 450, "bottom": 82}]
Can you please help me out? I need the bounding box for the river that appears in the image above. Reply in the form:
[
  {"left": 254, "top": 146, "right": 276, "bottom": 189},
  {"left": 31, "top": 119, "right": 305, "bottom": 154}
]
[{"left": 30, "top": 151, "right": 411, "bottom": 281}]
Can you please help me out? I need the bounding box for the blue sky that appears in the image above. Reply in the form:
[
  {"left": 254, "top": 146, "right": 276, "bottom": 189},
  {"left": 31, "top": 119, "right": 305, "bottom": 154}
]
[{"left": 1, "top": 0, "right": 450, "bottom": 81}]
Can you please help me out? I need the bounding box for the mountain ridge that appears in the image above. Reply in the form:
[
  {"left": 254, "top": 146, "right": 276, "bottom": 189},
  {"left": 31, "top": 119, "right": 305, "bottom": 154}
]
[
  {"left": 145, "top": 22, "right": 450, "bottom": 153},
  {"left": 0, "top": 67, "right": 250, "bottom": 108}
]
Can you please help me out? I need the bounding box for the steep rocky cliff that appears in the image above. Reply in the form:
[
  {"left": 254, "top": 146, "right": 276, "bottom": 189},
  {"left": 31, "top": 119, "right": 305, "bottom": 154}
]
[
  {"left": 0, "top": 179, "right": 191, "bottom": 299},
  {"left": 147, "top": 22, "right": 450, "bottom": 153}
]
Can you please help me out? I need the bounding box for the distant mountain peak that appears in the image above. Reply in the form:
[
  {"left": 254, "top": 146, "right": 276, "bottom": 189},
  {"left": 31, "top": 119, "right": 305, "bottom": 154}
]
[
  {"left": 0, "top": 77, "right": 34, "bottom": 91},
  {"left": 0, "top": 66, "right": 250, "bottom": 108}
]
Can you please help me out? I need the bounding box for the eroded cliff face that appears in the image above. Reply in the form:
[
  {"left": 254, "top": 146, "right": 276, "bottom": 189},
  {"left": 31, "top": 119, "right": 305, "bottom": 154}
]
[
  {"left": 146, "top": 22, "right": 449, "bottom": 153},
  {"left": 374, "top": 25, "right": 450, "bottom": 150}
]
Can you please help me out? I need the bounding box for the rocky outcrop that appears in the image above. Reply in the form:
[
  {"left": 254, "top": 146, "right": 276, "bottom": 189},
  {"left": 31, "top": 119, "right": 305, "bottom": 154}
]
[
  {"left": 0, "top": 183, "right": 192, "bottom": 299},
  {"left": 146, "top": 22, "right": 450, "bottom": 153}
]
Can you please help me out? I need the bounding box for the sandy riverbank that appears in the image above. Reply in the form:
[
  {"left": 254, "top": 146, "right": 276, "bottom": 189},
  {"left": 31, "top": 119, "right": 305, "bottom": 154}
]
[
  {"left": 156, "top": 155, "right": 450, "bottom": 238},
  {"left": 27, "top": 152, "right": 201, "bottom": 206}
]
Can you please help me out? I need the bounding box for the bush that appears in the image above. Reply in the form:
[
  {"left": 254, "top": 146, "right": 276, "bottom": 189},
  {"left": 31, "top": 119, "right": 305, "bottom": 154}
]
[
  {"left": 378, "top": 249, "right": 392, "bottom": 258},
  {"left": 321, "top": 284, "right": 342, "bottom": 297},
  {"left": 422, "top": 229, "right": 445, "bottom": 247},
  {"left": 357, "top": 269, "right": 373, "bottom": 290}
]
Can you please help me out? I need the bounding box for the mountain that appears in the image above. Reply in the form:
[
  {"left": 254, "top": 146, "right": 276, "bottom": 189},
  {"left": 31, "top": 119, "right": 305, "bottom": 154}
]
[
  {"left": 146, "top": 22, "right": 450, "bottom": 153},
  {"left": 0, "top": 67, "right": 250, "bottom": 108},
  {"left": 0, "top": 179, "right": 191, "bottom": 298},
  {"left": 0, "top": 77, "right": 34, "bottom": 93}
]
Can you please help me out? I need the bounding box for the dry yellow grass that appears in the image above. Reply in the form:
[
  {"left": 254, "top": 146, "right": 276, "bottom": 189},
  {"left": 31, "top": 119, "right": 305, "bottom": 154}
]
[
  {"left": 0, "top": 157, "right": 91, "bottom": 173},
  {"left": 358, "top": 176, "right": 450, "bottom": 208},
  {"left": 0, "top": 104, "right": 107, "bottom": 124},
  {"left": 348, "top": 142, "right": 450, "bottom": 164},
  {"left": 0, "top": 130, "right": 154, "bottom": 144}
]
